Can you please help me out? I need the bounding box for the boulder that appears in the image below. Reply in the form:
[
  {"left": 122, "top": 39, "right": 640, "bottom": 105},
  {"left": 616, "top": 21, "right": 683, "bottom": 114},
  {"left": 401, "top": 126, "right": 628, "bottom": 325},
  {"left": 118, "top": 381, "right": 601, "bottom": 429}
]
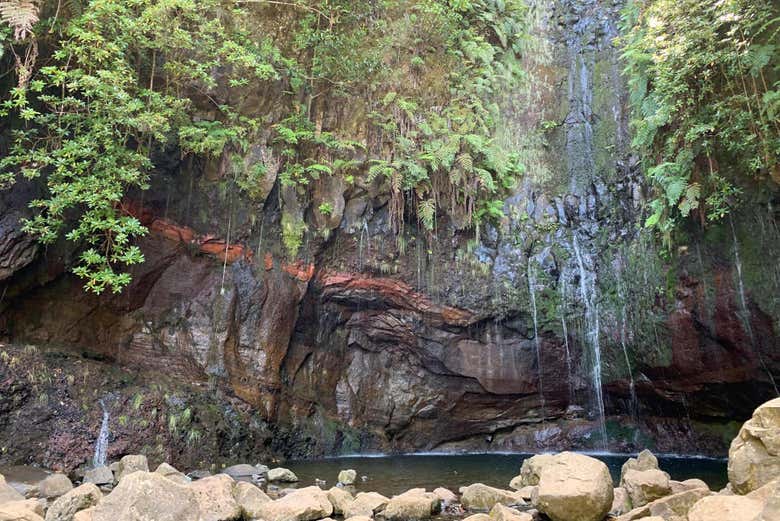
[
  {"left": 189, "top": 474, "right": 241, "bottom": 521},
  {"left": 91, "top": 471, "right": 199, "bottom": 521},
  {"left": 513, "top": 486, "right": 536, "bottom": 501},
  {"left": 154, "top": 463, "right": 189, "bottom": 485},
  {"left": 746, "top": 477, "right": 780, "bottom": 503},
  {"left": 83, "top": 468, "right": 113, "bottom": 487},
  {"left": 222, "top": 465, "right": 266, "bottom": 481},
  {"left": 383, "top": 489, "right": 440, "bottom": 520},
  {"left": 338, "top": 470, "right": 357, "bottom": 486},
  {"left": 728, "top": 397, "right": 780, "bottom": 494},
  {"left": 0, "top": 475, "right": 25, "bottom": 503},
  {"left": 460, "top": 484, "right": 522, "bottom": 511},
  {"left": 44, "top": 484, "right": 102, "bottom": 521},
  {"left": 518, "top": 454, "right": 555, "bottom": 487},
  {"left": 622, "top": 468, "right": 671, "bottom": 507},
  {"left": 255, "top": 486, "right": 333, "bottom": 521},
  {"left": 615, "top": 487, "right": 710, "bottom": 521},
  {"left": 0, "top": 501, "right": 44, "bottom": 521},
  {"left": 266, "top": 468, "right": 298, "bottom": 483},
  {"left": 487, "top": 504, "right": 533, "bottom": 521},
  {"left": 73, "top": 510, "right": 93, "bottom": 521},
  {"left": 326, "top": 487, "right": 353, "bottom": 515},
  {"left": 610, "top": 487, "right": 631, "bottom": 515},
  {"left": 343, "top": 492, "right": 389, "bottom": 518},
  {"left": 620, "top": 450, "right": 659, "bottom": 486},
  {"left": 432, "top": 487, "right": 457, "bottom": 504},
  {"left": 669, "top": 478, "right": 708, "bottom": 494},
  {"left": 1, "top": 501, "right": 43, "bottom": 517},
  {"left": 463, "top": 515, "right": 491, "bottom": 521},
  {"left": 757, "top": 495, "right": 779, "bottom": 521},
  {"left": 533, "top": 452, "right": 613, "bottom": 521},
  {"left": 688, "top": 495, "right": 764, "bottom": 521},
  {"left": 38, "top": 474, "right": 73, "bottom": 500},
  {"left": 233, "top": 482, "right": 270, "bottom": 518},
  {"left": 114, "top": 456, "right": 149, "bottom": 483}
]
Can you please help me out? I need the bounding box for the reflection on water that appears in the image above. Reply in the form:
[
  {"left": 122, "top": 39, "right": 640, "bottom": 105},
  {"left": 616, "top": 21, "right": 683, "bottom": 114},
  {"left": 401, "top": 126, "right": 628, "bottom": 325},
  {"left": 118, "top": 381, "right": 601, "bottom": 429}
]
[{"left": 285, "top": 453, "right": 727, "bottom": 497}]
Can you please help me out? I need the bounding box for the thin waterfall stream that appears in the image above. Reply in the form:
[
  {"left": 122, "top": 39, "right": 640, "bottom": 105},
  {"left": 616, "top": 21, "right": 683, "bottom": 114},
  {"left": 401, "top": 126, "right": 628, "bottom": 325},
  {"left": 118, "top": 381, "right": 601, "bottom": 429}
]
[
  {"left": 527, "top": 262, "right": 546, "bottom": 417},
  {"left": 93, "top": 400, "right": 110, "bottom": 468}
]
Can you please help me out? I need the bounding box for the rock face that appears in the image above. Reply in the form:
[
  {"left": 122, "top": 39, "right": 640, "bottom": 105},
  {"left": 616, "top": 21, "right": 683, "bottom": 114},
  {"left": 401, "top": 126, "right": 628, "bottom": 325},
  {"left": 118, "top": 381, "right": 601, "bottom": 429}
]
[
  {"left": 533, "top": 452, "right": 613, "bottom": 521},
  {"left": 90, "top": 471, "right": 199, "bottom": 521},
  {"left": 44, "top": 483, "right": 102, "bottom": 521},
  {"left": 255, "top": 486, "right": 333, "bottom": 521},
  {"left": 728, "top": 397, "right": 780, "bottom": 494}
]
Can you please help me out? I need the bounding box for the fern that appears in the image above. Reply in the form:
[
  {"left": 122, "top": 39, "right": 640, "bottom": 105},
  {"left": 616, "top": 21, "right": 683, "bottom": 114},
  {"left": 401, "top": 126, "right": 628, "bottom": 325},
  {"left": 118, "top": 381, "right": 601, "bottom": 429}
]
[
  {"left": 418, "top": 198, "right": 436, "bottom": 231},
  {"left": 0, "top": 0, "right": 38, "bottom": 40}
]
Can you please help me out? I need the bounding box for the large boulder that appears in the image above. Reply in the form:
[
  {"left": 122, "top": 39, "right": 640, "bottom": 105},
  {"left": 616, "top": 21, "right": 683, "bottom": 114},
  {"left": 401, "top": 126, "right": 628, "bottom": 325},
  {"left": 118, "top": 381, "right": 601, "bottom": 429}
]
[
  {"left": 326, "top": 487, "right": 353, "bottom": 515},
  {"left": 533, "top": 452, "right": 613, "bottom": 521},
  {"left": 620, "top": 450, "right": 659, "bottom": 486},
  {"left": 45, "top": 484, "right": 102, "bottom": 521},
  {"left": 382, "top": 489, "right": 440, "bottom": 520},
  {"left": 337, "top": 470, "right": 357, "bottom": 486},
  {"left": 343, "top": 492, "right": 389, "bottom": 518},
  {"left": 621, "top": 468, "right": 671, "bottom": 507},
  {"left": 189, "top": 474, "right": 241, "bottom": 521},
  {"left": 728, "top": 397, "right": 780, "bottom": 494},
  {"left": 114, "top": 456, "right": 149, "bottom": 483},
  {"left": 233, "top": 482, "right": 270, "bottom": 519},
  {"left": 91, "top": 471, "right": 199, "bottom": 521},
  {"left": 0, "top": 475, "right": 25, "bottom": 503},
  {"left": 38, "top": 474, "right": 74, "bottom": 500},
  {"left": 154, "top": 463, "right": 189, "bottom": 485},
  {"left": 255, "top": 486, "right": 333, "bottom": 521},
  {"left": 266, "top": 468, "right": 298, "bottom": 483},
  {"left": 688, "top": 495, "right": 764, "bottom": 521},
  {"left": 517, "top": 454, "right": 555, "bottom": 487},
  {"left": 460, "top": 484, "right": 522, "bottom": 511},
  {"left": 83, "top": 468, "right": 113, "bottom": 487}
]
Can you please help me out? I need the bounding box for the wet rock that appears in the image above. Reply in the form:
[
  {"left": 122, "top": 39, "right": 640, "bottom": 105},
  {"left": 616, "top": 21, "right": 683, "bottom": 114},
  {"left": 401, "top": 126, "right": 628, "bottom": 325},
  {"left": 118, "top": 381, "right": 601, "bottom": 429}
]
[
  {"left": 0, "top": 475, "right": 25, "bottom": 503},
  {"left": 83, "top": 468, "right": 113, "bottom": 487},
  {"left": 488, "top": 504, "right": 532, "bottom": 521},
  {"left": 460, "top": 484, "right": 522, "bottom": 511},
  {"left": 189, "top": 474, "right": 241, "bottom": 521},
  {"left": 338, "top": 469, "right": 357, "bottom": 486},
  {"left": 91, "top": 471, "right": 199, "bottom": 521},
  {"left": 0, "top": 210, "right": 39, "bottom": 282},
  {"left": 154, "top": 463, "right": 189, "bottom": 485},
  {"left": 728, "top": 397, "right": 780, "bottom": 494},
  {"left": 688, "top": 495, "right": 764, "bottom": 521},
  {"left": 432, "top": 487, "right": 457, "bottom": 505},
  {"left": 621, "top": 468, "right": 671, "bottom": 507},
  {"left": 533, "top": 452, "right": 613, "bottom": 521},
  {"left": 267, "top": 468, "right": 298, "bottom": 483},
  {"left": 233, "top": 481, "right": 270, "bottom": 519},
  {"left": 38, "top": 474, "right": 73, "bottom": 499},
  {"left": 610, "top": 487, "right": 631, "bottom": 515},
  {"left": 255, "top": 486, "right": 333, "bottom": 521},
  {"left": 44, "top": 483, "right": 102, "bottom": 521},
  {"left": 114, "top": 456, "right": 149, "bottom": 483},
  {"left": 383, "top": 489, "right": 440, "bottom": 520},
  {"left": 619, "top": 450, "right": 658, "bottom": 486},
  {"left": 343, "top": 492, "right": 389, "bottom": 518},
  {"left": 326, "top": 487, "right": 353, "bottom": 515},
  {"left": 518, "top": 454, "right": 555, "bottom": 487}
]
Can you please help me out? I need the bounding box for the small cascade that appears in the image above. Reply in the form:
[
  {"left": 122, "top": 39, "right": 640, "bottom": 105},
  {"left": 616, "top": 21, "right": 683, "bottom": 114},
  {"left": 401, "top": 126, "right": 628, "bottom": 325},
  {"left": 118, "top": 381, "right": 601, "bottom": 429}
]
[
  {"left": 620, "top": 303, "right": 639, "bottom": 420},
  {"left": 572, "top": 236, "right": 607, "bottom": 447},
  {"left": 93, "top": 400, "right": 110, "bottom": 468},
  {"left": 559, "top": 279, "right": 574, "bottom": 404},
  {"left": 527, "top": 262, "right": 546, "bottom": 415},
  {"left": 730, "top": 217, "right": 779, "bottom": 395},
  {"left": 358, "top": 221, "right": 370, "bottom": 270}
]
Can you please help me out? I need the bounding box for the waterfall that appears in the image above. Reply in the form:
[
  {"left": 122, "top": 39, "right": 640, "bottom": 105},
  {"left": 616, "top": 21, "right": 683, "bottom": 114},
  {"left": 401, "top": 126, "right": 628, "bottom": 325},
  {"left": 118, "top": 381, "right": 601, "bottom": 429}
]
[
  {"left": 527, "top": 262, "right": 546, "bottom": 415},
  {"left": 572, "top": 236, "right": 607, "bottom": 447},
  {"left": 620, "top": 303, "right": 639, "bottom": 420},
  {"left": 93, "top": 400, "right": 110, "bottom": 468},
  {"left": 730, "top": 217, "right": 779, "bottom": 395},
  {"left": 559, "top": 278, "right": 574, "bottom": 404}
]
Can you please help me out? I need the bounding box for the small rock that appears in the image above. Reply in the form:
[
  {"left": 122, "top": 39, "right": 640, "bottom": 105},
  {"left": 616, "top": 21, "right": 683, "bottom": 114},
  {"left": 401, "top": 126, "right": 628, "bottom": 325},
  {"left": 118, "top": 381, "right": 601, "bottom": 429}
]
[
  {"left": 114, "top": 455, "right": 149, "bottom": 483},
  {"left": 153, "top": 463, "right": 189, "bottom": 485},
  {"left": 222, "top": 464, "right": 259, "bottom": 481},
  {"left": 343, "top": 491, "right": 389, "bottom": 518},
  {"left": 187, "top": 470, "right": 212, "bottom": 480},
  {"left": 514, "top": 486, "right": 536, "bottom": 501},
  {"left": 610, "top": 487, "right": 631, "bottom": 515},
  {"left": 44, "top": 483, "right": 102, "bottom": 521},
  {"left": 38, "top": 474, "right": 74, "bottom": 499},
  {"left": 83, "top": 467, "right": 113, "bottom": 487},
  {"left": 189, "top": 474, "right": 241, "bottom": 521},
  {"left": 338, "top": 469, "right": 357, "bottom": 486},
  {"left": 326, "top": 486, "right": 353, "bottom": 515},
  {"left": 233, "top": 481, "right": 270, "bottom": 519},
  {"left": 460, "top": 484, "right": 523, "bottom": 511},
  {"left": 669, "top": 478, "right": 708, "bottom": 494},
  {"left": 688, "top": 495, "right": 764, "bottom": 521},
  {"left": 267, "top": 468, "right": 298, "bottom": 483}
]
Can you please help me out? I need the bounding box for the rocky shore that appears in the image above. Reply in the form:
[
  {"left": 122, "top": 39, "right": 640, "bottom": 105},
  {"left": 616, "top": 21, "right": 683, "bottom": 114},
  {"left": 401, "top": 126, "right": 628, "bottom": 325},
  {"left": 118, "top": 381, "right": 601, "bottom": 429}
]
[{"left": 1, "top": 398, "right": 777, "bottom": 521}]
